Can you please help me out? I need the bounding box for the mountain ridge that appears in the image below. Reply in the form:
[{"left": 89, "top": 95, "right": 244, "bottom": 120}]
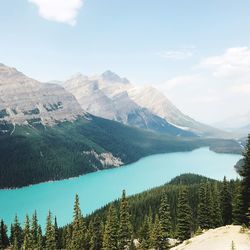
[
  {"left": 64, "top": 73, "right": 195, "bottom": 137},
  {"left": 64, "top": 71, "right": 226, "bottom": 138},
  {"left": 0, "top": 63, "right": 84, "bottom": 127}
]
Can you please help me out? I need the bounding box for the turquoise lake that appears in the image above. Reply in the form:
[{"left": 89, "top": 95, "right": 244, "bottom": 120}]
[{"left": 0, "top": 147, "right": 242, "bottom": 229}]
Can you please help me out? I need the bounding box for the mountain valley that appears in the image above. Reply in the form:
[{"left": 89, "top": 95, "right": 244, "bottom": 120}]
[{"left": 0, "top": 64, "right": 242, "bottom": 188}]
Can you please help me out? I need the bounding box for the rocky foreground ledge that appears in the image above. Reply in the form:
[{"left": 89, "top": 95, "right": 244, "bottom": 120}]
[{"left": 171, "top": 225, "right": 250, "bottom": 250}]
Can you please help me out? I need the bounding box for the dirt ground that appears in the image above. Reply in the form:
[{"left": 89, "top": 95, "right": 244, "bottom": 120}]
[{"left": 171, "top": 225, "right": 250, "bottom": 250}]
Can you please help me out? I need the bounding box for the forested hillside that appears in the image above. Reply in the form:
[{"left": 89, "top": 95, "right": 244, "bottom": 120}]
[
  {"left": 0, "top": 114, "right": 241, "bottom": 189},
  {"left": 87, "top": 175, "right": 247, "bottom": 246},
  {"left": 0, "top": 115, "right": 198, "bottom": 189}
]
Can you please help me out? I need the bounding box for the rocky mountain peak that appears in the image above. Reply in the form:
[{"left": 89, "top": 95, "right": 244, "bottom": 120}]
[
  {"left": 101, "top": 70, "right": 130, "bottom": 84},
  {"left": 70, "top": 73, "right": 87, "bottom": 80},
  {"left": 0, "top": 63, "right": 23, "bottom": 80}
]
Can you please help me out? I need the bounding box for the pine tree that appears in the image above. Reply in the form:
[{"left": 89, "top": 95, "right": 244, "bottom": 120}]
[
  {"left": 37, "top": 226, "right": 43, "bottom": 250},
  {"left": 197, "top": 183, "right": 208, "bottom": 229},
  {"left": 139, "top": 239, "right": 149, "bottom": 250},
  {"left": 13, "top": 237, "right": 19, "bottom": 250},
  {"left": 211, "top": 183, "right": 223, "bottom": 227},
  {"left": 220, "top": 177, "right": 232, "bottom": 225},
  {"left": 89, "top": 216, "right": 103, "bottom": 250},
  {"left": 138, "top": 215, "right": 151, "bottom": 249},
  {"left": 65, "top": 225, "right": 73, "bottom": 249},
  {"left": 159, "top": 192, "right": 171, "bottom": 249},
  {"left": 85, "top": 220, "right": 93, "bottom": 250},
  {"left": 197, "top": 183, "right": 213, "bottom": 229},
  {"left": 205, "top": 183, "right": 213, "bottom": 228},
  {"left": 22, "top": 215, "right": 32, "bottom": 250},
  {"left": 238, "top": 134, "right": 250, "bottom": 225},
  {"left": 232, "top": 181, "right": 245, "bottom": 224},
  {"left": 176, "top": 187, "right": 192, "bottom": 241},
  {"left": 147, "top": 208, "right": 154, "bottom": 245},
  {"left": 10, "top": 215, "right": 23, "bottom": 249},
  {"left": 0, "top": 220, "right": 9, "bottom": 249},
  {"left": 102, "top": 204, "right": 118, "bottom": 250},
  {"left": 118, "top": 190, "right": 132, "bottom": 250},
  {"left": 0, "top": 227, "right": 2, "bottom": 250},
  {"left": 45, "top": 211, "right": 56, "bottom": 250},
  {"left": 0, "top": 234, "right": 2, "bottom": 250},
  {"left": 70, "top": 194, "right": 86, "bottom": 249},
  {"left": 31, "top": 211, "right": 39, "bottom": 248},
  {"left": 149, "top": 214, "right": 161, "bottom": 250},
  {"left": 54, "top": 217, "right": 59, "bottom": 249}
]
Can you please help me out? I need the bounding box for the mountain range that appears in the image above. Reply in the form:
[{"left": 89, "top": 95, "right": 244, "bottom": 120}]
[
  {"left": 64, "top": 70, "right": 223, "bottom": 137},
  {"left": 0, "top": 64, "right": 241, "bottom": 188},
  {"left": 213, "top": 111, "right": 250, "bottom": 129},
  {"left": 213, "top": 112, "right": 250, "bottom": 137}
]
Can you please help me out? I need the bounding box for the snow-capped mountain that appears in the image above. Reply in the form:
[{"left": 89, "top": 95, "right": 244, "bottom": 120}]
[
  {"left": 64, "top": 71, "right": 222, "bottom": 137},
  {"left": 0, "top": 63, "right": 84, "bottom": 128}
]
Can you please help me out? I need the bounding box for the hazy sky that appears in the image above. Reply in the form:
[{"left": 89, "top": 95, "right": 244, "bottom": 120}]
[{"left": 1, "top": 0, "right": 250, "bottom": 124}]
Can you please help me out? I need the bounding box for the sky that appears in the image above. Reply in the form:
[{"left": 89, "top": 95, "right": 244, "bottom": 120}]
[{"left": 1, "top": 0, "right": 250, "bottom": 124}]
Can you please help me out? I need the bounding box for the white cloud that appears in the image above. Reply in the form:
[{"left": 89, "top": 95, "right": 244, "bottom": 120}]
[
  {"left": 199, "top": 47, "right": 250, "bottom": 79},
  {"left": 160, "top": 47, "right": 250, "bottom": 123},
  {"left": 157, "top": 50, "right": 193, "bottom": 60},
  {"left": 28, "top": 0, "right": 84, "bottom": 26},
  {"left": 230, "top": 83, "right": 250, "bottom": 94},
  {"left": 164, "top": 74, "right": 202, "bottom": 90},
  {"left": 189, "top": 96, "right": 221, "bottom": 104}
]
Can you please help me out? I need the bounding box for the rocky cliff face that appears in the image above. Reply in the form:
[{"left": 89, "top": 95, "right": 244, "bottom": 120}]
[
  {"left": 0, "top": 64, "right": 84, "bottom": 127},
  {"left": 63, "top": 74, "right": 117, "bottom": 120}
]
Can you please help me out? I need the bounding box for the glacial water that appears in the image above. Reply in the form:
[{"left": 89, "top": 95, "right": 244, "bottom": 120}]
[{"left": 0, "top": 147, "right": 242, "bottom": 229}]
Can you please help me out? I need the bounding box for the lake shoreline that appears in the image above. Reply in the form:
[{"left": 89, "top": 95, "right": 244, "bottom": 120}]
[
  {"left": 0, "top": 146, "right": 242, "bottom": 191},
  {"left": 0, "top": 147, "right": 242, "bottom": 230}
]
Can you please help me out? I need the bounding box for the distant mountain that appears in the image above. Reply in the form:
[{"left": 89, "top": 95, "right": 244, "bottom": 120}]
[
  {"left": 241, "top": 123, "right": 250, "bottom": 133},
  {"left": 213, "top": 112, "right": 250, "bottom": 130},
  {"left": 212, "top": 112, "right": 250, "bottom": 137},
  {"left": 234, "top": 124, "right": 250, "bottom": 137},
  {"left": 101, "top": 70, "right": 130, "bottom": 84},
  {"left": 64, "top": 71, "right": 224, "bottom": 137},
  {"left": 126, "top": 85, "right": 223, "bottom": 137},
  {"left": 64, "top": 73, "right": 194, "bottom": 137}
]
